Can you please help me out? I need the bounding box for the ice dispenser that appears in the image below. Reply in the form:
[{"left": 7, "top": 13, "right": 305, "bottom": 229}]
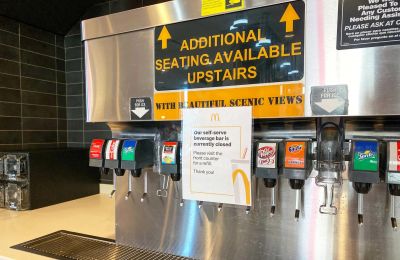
[
  {"left": 315, "top": 119, "right": 345, "bottom": 215},
  {"left": 255, "top": 140, "right": 282, "bottom": 216},
  {"left": 385, "top": 141, "right": 400, "bottom": 230},
  {"left": 4, "top": 154, "right": 27, "bottom": 181},
  {"left": 282, "top": 140, "right": 312, "bottom": 221},
  {"left": 120, "top": 139, "right": 154, "bottom": 201},
  {"left": 349, "top": 139, "right": 380, "bottom": 226}
]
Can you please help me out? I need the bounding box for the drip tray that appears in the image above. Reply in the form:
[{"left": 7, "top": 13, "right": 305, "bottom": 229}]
[{"left": 12, "top": 230, "right": 193, "bottom": 260}]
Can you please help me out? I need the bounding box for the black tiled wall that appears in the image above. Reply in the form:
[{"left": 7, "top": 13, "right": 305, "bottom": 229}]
[
  {"left": 65, "top": 0, "right": 171, "bottom": 148},
  {"left": 0, "top": 16, "right": 67, "bottom": 151}
]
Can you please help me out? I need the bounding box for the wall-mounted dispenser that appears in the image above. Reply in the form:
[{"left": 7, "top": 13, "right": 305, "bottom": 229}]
[
  {"left": 385, "top": 140, "right": 400, "bottom": 230},
  {"left": 315, "top": 118, "right": 345, "bottom": 215},
  {"left": 349, "top": 139, "right": 380, "bottom": 226},
  {"left": 282, "top": 139, "right": 312, "bottom": 221},
  {"left": 120, "top": 139, "right": 154, "bottom": 201},
  {"left": 255, "top": 140, "right": 282, "bottom": 216}
]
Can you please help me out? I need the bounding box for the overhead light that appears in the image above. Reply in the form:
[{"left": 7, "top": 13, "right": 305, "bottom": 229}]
[
  {"left": 288, "top": 70, "right": 299, "bottom": 75},
  {"left": 230, "top": 19, "right": 248, "bottom": 30},
  {"left": 255, "top": 38, "right": 271, "bottom": 47}
]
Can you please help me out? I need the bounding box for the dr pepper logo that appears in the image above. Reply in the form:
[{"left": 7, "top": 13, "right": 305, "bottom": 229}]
[{"left": 289, "top": 144, "right": 303, "bottom": 153}]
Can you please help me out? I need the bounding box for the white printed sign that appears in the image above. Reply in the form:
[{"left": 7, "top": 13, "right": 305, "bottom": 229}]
[
  {"left": 257, "top": 143, "right": 277, "bottom": 169},
  {"left": 182, "top": 107, "right": 252, "bottom": 206}
]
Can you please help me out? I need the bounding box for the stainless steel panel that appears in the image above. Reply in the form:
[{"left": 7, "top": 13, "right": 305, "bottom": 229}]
[
  {"left": 115, "top": 171, "right": 400, "bottom": 260},
  {"left": 81, "top": 0, "right": 289, "bottom": 41},
  {"left": 83, "top": 0, "right": 400, "bottom": 122},
  {"left": 85, "top": 29, "right": 154, "bottom": 122}
]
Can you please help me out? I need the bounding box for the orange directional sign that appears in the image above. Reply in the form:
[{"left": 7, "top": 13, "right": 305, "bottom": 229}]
[
  {"left": 280, "top": 3, "right": 300, "bottom": 33},
  {"left": 158, "top": 26, "right": 172, "bottom": 50}
]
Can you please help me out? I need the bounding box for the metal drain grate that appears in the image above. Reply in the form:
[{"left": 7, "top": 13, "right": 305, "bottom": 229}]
[{"left": 12, "top": 230, "right": 194, "bottom": 260}]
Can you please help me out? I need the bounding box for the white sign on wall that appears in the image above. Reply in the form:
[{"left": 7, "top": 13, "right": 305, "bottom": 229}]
[{"left": 182, "top": 106, "right": 252, "bottom": 206}]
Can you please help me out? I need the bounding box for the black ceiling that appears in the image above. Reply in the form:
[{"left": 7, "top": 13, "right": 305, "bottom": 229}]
[{"left": 0, "top": 0, "right": 107, "bottom": 35}]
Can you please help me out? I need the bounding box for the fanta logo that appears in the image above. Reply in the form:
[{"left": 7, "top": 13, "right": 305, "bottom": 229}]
[
  {"left": 357, "top": 150, "right": 376, "bottom": 160},
  {"left": 289, "top": 145, "right": 303, "bottom": 153},
  {"left": 258, "top": 146, "right": 275, "bottom": 159}
]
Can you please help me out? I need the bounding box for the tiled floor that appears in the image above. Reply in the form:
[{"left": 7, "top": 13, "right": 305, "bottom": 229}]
[{"left": 0, "top": 194, "right": 115, "bottom": 259}]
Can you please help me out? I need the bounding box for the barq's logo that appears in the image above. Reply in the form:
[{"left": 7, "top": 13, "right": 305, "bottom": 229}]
[
  {"left": 289, "top": 144, "right": 303, "bottom": 153},
  {"left": 210, "top": 113, "right": 220, "bottom": 122},
  {"left": 357, "top": 150, "right": 376, "bottom": 160}
]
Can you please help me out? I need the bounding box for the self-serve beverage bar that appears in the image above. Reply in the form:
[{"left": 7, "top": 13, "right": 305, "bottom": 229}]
[{"left": 82, "top": 0, "right": 400, "bottom": 258}]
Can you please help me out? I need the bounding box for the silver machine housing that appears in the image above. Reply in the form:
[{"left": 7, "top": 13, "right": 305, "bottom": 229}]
[{"left": 82, "top": 0, "right": 400, "bottom": 259}]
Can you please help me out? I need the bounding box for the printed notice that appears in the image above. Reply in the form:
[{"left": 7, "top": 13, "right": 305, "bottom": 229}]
[
  {"left": 202, "top": 0, "right": 245, "bottom": 17},
  {"left": 338, "top": 0, "right": 400, "bottom": 49},
  {"left": 182, "top": 107, "right": 252, "bottom": 206}
]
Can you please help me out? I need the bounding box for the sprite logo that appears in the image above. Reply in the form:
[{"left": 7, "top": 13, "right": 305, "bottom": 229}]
[{"left": 357, "top": 150, "right": 376, "bottom": 160}]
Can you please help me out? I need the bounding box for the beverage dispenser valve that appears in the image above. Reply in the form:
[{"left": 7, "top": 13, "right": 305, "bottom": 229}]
[
  {"left": 282, "top": 140, "right": 312, "bottom": 221},
  {"left": 349, "top": 139, "right": 380, "bottom": 226},
  {"left": 315, "top": 119, "right": 346, "bottom": 215},
  {"left": 104, "top": 139, "right": 123, "bottom": 198},
  {"left": 254, "top": 140, "right": 282, "bottom": 216},
  {"left": 158, "top": 142, "right": 183, "bottom": 205},
  {"left": 385, "top": 140, "right": 400, "bottom": 230},
  {"left": 120, "top": 139, "right": 154, "bottom": 201}
]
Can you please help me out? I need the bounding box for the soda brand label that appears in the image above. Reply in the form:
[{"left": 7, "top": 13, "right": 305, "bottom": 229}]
[
  {"left": 121, "top": 140, "right": 137, "bottom": 161},
  {"left": 162, "top": 142, "right": 178, "bottom": 165},
  {"left": 105, "top": 140, "right": 121, "bottom": 160},
  {"left": 388, "top": 141, "right": 400, "bottom": 172},
  {"left": 89, "top": 139, "right": 105, "bottom": 159},
  {"left": 285, "top": 141, "right": 306, "bottom": 169},
  {"left": 353, "top": 141, "right": 378, "bottom": 172},
  {"left": 257, "top": 143, "right": 277, "bottom": 169}
]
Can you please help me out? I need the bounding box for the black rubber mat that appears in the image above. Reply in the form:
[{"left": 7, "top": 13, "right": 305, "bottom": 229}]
[{"left": 12, "top": 230, "right": 193, "bottom": 260}]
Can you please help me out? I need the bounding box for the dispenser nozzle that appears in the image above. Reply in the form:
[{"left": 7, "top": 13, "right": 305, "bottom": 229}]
[
  {"left": 246, "top": 206, "right": 251, "bottom": 214},
  {"left": 358, "top": 193, "right": 364, "bottom": 226},
  {"left": 198, "top": 201, "right": 203, "bottom": 209},
  {"left": 125, "top": 171, "right": 133, "bottom": 200},
  {"left": 270, "top": 187, "right": 276, "bottom": 217},
  {"left": 141, "top": 171, "right": 148, "bottom": 203},
  {"left": 218, "top": 203, "right": 223, "bottom": 212},
  {"left": 109, "top": 169, "right": 117, "bottom": 198},
  {"left": 295, "top": 189, "right": 301, "bottom": 221},
  {"left": 391, "top": 195, "right": 397, "bottom": 231}
]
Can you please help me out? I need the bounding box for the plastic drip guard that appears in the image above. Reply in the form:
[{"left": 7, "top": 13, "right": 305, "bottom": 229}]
[{"left": 12, "top": 230, "right": 195, "bottom": 260}]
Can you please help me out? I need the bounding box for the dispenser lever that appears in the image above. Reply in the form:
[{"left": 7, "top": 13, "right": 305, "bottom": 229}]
[
  {"left": 125, "top": 171, "right": 132, "bottom": 200},
  {"left": 270, "top": 187, "right": 276, "bottom": 216},
  {"left": 141, "top": 171, "right": 148, "bottom": 202},
  {"left": 109, "top": 169, "right": 117, "bottom": 198},
  {"left": 318, "top": 183, "right": 338, "bottom": 215}
]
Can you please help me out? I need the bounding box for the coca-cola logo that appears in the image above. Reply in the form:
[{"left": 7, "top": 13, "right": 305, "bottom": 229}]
[
  {"left": 289, "top": 145, "right": 303, "bottom": 153},
  {"left": 258, "top": 146, "right": 275, "bottom": 159}
]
